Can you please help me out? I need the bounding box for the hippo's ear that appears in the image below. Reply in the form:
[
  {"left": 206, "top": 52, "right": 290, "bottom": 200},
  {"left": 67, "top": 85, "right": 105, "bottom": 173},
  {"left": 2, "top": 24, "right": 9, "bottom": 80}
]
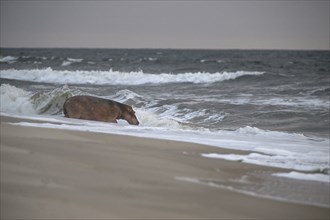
[{"left": 127, "top": 106, "right": 135, "bottom": 114}]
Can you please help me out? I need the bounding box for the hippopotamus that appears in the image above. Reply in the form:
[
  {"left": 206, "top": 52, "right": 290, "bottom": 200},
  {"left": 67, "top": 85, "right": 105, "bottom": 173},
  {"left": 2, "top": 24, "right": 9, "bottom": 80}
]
[{"left": 63, "top": 95, "right": 139, "bottom": 125}]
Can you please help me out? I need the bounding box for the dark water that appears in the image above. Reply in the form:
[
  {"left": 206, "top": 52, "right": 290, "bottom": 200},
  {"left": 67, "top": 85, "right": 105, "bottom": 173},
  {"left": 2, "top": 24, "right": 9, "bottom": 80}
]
[{"left": 1, "top": 48, "right": 329, "bottom": 138}]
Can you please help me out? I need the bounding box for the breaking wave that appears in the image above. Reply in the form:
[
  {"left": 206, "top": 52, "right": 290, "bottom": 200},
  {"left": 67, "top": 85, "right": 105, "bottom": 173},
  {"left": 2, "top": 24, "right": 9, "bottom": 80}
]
[
  {"left": 0, "top": 84, "right": 84, "bottom": 115},
  {"left": 0, "top": 56, "right": 18, "bottom": 64},
  {"left": 0, "top": 68, "right": 264, "bottom": 85},
  {"left": 1, "top": 84, "right": 329, "bottom": 180},
  {"left": 0, "top": 84, "right": 35, "bottom": 114},
  {"left": 0, "top": 84, "right": 182, "bottom": 129}
]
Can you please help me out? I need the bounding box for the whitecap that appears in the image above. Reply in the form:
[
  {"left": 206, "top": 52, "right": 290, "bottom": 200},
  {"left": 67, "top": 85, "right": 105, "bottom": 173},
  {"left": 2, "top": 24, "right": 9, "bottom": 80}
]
[
  {"left": 0, "top": 56, "right": 17, "bottom": 64},
  {"left": 147, "top": 57, "right": 157, "bottom": 61},
  {"left": 61, "top": 61, "right": 72, "bottom": 66},
  {"left": 1, "top": 84, "right": 328, "bottom": 177},
  {"left": 0, "top": 84, "right": 35, "bottom": 114},
  {"left": 61, "top": 58, "right": 83, "bottom": 66},
  {"left": 0, "top": 84, "right": 84, "bottom": 115},
  {"left": 0, "top": 68, "right": 264, "bottom": 85},
  {"left": 67, "top": 58, "right": 83, "bottom": 62}
]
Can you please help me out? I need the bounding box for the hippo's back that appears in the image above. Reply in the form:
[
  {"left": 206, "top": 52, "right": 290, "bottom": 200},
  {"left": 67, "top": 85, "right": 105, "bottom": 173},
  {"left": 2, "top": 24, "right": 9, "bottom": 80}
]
[{"left": 63, "top": 96, "right": 120, "bottom": 122}]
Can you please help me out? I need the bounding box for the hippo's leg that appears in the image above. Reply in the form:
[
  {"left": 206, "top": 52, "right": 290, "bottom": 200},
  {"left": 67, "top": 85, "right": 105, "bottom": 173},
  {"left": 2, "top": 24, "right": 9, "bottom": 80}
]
[
  {"left": 65, "top": 109, "right": 81, "bottom": 119},
  {"left": 106, "top": 117, "right": 118, "bottom": 123}
]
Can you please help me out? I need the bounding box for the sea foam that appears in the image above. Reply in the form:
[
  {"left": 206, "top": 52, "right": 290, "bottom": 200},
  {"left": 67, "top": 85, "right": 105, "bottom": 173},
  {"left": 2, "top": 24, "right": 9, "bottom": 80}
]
[
  {"left": 1, "top": 84, "right": 329, "bottom": 179},
  {"left": 0, "top": 68, "right": 264, "bottom": 85},
  {"left": 0, "top": 84, "right": 35, "bottom": 114},
  {"left": 0, "top": 56, "right": 17, "bottom": 64},
  {"left": 272, "top": 171, "right": 330, "bottom": 183}
]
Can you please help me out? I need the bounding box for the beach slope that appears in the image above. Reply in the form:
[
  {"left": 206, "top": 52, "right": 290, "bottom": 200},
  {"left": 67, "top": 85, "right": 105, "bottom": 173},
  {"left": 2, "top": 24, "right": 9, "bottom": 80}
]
[{"left": 1, "top": 116, "right": 329, "bottom": 219}]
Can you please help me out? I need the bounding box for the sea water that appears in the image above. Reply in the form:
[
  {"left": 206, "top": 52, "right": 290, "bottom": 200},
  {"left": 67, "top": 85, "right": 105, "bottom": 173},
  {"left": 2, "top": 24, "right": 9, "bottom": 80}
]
[{"left": 1, "top": 49, "right": 329, "bottom": 186}]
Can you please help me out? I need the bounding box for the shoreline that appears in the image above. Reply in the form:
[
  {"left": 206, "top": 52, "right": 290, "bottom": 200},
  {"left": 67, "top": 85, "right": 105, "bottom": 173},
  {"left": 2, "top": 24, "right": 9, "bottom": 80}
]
[{"left": 1, "top": 115, "right": 329, "bottom": 219}]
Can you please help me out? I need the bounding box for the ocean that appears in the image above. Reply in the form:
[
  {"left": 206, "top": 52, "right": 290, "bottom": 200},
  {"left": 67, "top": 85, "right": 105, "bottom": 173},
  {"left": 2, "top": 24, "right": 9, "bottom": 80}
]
[{"left": 1, "top": 48, "right": 329, "bottom": 186}]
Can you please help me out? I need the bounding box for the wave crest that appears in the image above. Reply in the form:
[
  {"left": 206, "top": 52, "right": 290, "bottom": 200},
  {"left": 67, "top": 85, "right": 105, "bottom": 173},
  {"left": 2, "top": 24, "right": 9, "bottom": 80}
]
[
  {"left": 0, "top": 84, "right": 85, "bottom": 115},
  {"left": 0, "top": 68, "right": 264, "bottom": 85},
  {"left": 31, "top": 86, "right": 84, "bottom": 115},
  {"left": 0, "top": 84, "right": 35, "bottom": 114}
]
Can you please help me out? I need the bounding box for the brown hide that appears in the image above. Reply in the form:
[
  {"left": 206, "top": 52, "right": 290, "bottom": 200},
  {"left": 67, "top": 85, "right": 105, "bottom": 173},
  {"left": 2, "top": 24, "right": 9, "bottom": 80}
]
[{"left": 63, "top": 96, "right": 139, "bottom": 125}]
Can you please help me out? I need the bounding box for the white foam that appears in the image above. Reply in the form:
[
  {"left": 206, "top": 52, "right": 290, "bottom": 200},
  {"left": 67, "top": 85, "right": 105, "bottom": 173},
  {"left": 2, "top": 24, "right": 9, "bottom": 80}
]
[
  {"left": 0, "top": 56, "right": 17, "bottom": 64},
  {"left": 220, "top": 96, "right": 329, "bottom": 109},
  {"left": 136, "top": 109, "right": 182, "bottom": 129},
  {"left": 61, "top": 61, "right": 72, "bottom": 66},
  {"left": 200, "top": 127, "right": 330, "bottom": 175},
  {"left": 256, "top": 97, "right": 330, "bottom": 109},
  {"left": 1, "top": 85, "right": 329, "bottom": 177},
  {"left": 201, "top": 152, "right": 329, "bottom": 174},
  {"left": 109, "top": 89, "right": 144, "bottom": 103},
  {"left": 0, "top": 68, "right": 264, "bottom": 85},
  {"left": 273, "top": 172, "right": 330, "bottom": 183},
  {"left": 0, "top": 84, "right": 180, "bottom": 129},
  {"left": 147, "top": 57, "right": 157, "bottom": 61},
  {"left": 61, "top": 58, "right": 83, "bottom": 66},
  {"left": 4, "top": 114, "right": 329, "bottom": 176},
  {"left": 67, "top": 58, "right": 83, "bottom": 62},
  {"left": 0, "top": 84, "right": 36, "bottom": 114},
  {"left": 0, "top": 84, "right": 85, "bottom": 115}
]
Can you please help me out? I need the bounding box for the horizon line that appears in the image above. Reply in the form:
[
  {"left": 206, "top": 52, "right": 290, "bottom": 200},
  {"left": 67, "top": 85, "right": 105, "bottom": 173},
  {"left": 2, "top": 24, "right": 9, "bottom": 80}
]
[{"left": 1, "top": 46, "right": 329, "bottom": 52}]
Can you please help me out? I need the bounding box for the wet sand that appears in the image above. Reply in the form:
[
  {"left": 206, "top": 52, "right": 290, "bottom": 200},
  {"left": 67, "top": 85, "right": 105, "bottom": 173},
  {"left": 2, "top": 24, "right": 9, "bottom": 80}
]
[{"left": 1, "top": 115, "right": 329, "bottom": 219}]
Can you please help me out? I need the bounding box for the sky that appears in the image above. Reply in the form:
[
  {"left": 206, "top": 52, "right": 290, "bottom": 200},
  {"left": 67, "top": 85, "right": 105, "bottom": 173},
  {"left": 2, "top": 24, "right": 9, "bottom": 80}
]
[{"left": 0, "top": 1, "right": 329, "bottom": 50}]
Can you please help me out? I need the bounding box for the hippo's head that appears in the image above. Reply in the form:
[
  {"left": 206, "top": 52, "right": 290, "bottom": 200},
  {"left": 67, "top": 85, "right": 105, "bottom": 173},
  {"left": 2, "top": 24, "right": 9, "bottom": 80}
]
[{"left": 123, "top": 106, "right": 139, "bottom": 125}]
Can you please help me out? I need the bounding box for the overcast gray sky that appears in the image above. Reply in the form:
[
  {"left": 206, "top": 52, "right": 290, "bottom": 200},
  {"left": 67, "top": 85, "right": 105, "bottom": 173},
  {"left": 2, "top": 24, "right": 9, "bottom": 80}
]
[{"left": 1, "top": 1, "right": 329, "bottom": 50}]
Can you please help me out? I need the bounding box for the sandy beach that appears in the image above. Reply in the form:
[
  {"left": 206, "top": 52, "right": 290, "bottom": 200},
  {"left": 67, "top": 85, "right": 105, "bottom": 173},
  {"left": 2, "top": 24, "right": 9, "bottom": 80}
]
[{"left": 1, "top": 115, "right": 329, "bottom": 219}]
